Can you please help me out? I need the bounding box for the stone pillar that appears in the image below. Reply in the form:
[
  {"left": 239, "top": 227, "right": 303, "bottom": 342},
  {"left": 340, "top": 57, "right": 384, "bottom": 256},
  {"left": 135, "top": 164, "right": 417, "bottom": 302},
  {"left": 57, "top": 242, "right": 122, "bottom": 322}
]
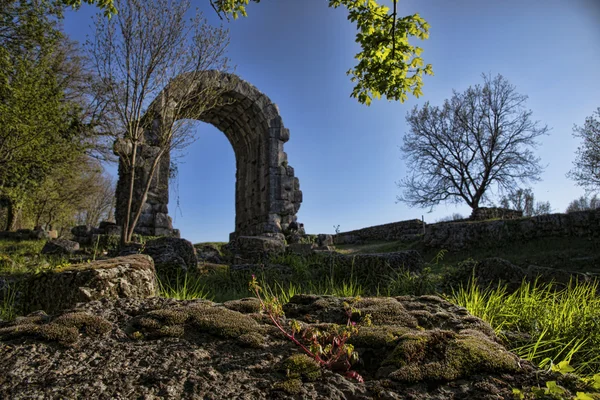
[{"left": 115, "top": 142, "right": 173, "bottom": 237}]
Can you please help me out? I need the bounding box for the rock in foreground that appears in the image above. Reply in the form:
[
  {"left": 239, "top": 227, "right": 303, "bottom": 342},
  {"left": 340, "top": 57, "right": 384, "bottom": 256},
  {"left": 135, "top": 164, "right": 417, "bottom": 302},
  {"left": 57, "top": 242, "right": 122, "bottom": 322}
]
[
  {"left": 15, "top": 254, "right": 157, "bottom": 315},
  {"left": 0, "top": 295, "right": 592, "bottom": 399}
]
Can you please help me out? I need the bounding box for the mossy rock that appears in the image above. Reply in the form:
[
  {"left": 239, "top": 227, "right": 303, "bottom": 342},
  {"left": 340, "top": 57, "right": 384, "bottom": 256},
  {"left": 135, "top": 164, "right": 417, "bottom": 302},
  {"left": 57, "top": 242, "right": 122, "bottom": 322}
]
[
  {"left": 272, "top": 378, "right": 302, "bottom": 395},
  {"left": 382, "top": 329, "right": 518, "bottom": 382},
  {"left": 354, "top": 297, "right": 418, "bottom": 327},
  {"left": 127, "top": 302, "right": 264, "bottom": 344},
  {"left": 348, "top": 326, "right": 409, "bottom": 349},
  {"left": 237, "top": 332, "right": 266, "bottom": 348},
  {"left": 0, "top": 311, "right": 111, "bottom": 345},
  {"left": 281, "top": 353, "right": 322, "bottom": 381},
  {"left": 222, "top": 298, "right": 262, "bottom": 314}
]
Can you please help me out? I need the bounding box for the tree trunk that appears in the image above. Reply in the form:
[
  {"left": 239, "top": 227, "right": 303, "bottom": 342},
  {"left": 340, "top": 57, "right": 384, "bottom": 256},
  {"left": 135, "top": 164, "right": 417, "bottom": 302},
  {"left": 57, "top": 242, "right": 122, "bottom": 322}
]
[
  {"left": 126, "top": 149, "right": 165, "bottom": 243},
  {"left": 122, "top": 142, "right": 138, "bottom": 246},
  {"left": 5, "top": 198, "right": 18, "bottom": 231}
]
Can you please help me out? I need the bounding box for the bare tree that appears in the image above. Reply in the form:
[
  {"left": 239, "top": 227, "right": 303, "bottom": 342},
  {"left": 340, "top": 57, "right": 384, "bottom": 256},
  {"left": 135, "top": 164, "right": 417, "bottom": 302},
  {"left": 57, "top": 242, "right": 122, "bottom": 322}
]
[
  {"left": 499, "top": 188, "right": 551, "bottom": 217},
  {"left": 88, "top": 0, "right": 233, "bottom": 243},
  {"left": 398, "top": 74, "right": 548, "bottom": 212},
  {"left": 75, "top": 172, "right": 115, "bottom": 226},
  {"left": 567, "top": 108, "right": 600, "bottom": 193},
  {"left": 565, "top": 194, "right": 600, "bottom": 213}
]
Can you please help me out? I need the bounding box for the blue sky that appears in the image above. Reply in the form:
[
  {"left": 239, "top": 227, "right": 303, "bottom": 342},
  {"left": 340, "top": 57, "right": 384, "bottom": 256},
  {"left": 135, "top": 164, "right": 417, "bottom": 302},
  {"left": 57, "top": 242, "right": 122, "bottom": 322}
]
[{"left": 62, "top": 0, "right": 600, "bottom": 243}]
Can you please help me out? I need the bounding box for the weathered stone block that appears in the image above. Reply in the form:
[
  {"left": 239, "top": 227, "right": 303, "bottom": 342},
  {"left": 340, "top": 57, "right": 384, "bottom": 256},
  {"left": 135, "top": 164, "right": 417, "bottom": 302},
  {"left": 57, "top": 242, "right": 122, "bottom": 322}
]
[
  {"left": 287, "top": 243, "right": 315, "bottom": 256},
  {"left": 137, "top": 213, "right": 154, "bottom": 227},
  {"left": 72, "top": 225, "right": 93, "bottom": 237},
  {"left": 143, "top": 237, "right": 197, "bottom": 277},
  {"left": 41, "top": 239, "right": 80, "bottom": 255},
  {"left": 317, "top": 234, "right": 333, "bottom": 247},
  {"left": 16, "top": 255, "right": 157, "bottom": 315},
  {"left": 235, "top": 236, "right": 285, "bottom": 261},
  {"left": 30, "top": 229, "right": 48, "bottom": 240},
  {"left": 154, "top": 213, "right": 172, "bottom": 229},
  {"left": 104, "top": 224, "right": 122, "bottom": 236},
  {"left": 293, "top": 191, "right": 303, "bottom": 203}
]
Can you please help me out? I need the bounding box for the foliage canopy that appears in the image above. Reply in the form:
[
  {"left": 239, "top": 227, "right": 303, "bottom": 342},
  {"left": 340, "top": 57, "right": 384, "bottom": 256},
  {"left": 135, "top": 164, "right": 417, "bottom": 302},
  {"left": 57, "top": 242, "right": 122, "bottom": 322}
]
[{"left": 0, "top": 0, "right": 86, "bottom": 229}]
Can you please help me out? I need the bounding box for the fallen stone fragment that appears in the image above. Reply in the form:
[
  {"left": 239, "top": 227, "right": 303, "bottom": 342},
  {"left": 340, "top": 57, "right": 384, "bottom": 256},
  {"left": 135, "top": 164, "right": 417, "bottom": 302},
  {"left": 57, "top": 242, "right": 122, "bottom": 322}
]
[{"left": 41, "top": 238, "right": 80, "bottom": 255}]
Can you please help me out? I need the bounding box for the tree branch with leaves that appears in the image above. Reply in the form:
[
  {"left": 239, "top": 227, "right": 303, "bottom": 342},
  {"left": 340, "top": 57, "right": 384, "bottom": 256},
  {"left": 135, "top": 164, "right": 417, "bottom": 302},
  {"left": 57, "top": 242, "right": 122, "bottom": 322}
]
[{"left": 211, "top": 0, "right": 433, "bottom": 105}]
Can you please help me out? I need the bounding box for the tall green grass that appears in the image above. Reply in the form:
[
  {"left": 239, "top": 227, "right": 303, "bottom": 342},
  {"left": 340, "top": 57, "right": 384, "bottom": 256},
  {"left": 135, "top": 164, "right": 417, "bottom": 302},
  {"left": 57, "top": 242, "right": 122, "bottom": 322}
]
[
  {"left": 0, "top": 283, "right": 17, "bottom": 321},
  {"left": 157, "top": 272, "right": 213, "bottom": 300},
  {"left": 156, "top": 252, "right": 442, "bottom": 304},
  {"left": 449, "top": 277, "right": 600, "bottom": 376}
]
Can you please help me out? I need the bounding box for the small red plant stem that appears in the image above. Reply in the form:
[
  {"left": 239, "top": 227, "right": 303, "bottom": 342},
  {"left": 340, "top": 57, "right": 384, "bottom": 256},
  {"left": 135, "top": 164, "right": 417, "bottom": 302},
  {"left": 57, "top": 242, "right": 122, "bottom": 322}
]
[{"left": 253, "top": 287, "right": 327, "bottom": 365}]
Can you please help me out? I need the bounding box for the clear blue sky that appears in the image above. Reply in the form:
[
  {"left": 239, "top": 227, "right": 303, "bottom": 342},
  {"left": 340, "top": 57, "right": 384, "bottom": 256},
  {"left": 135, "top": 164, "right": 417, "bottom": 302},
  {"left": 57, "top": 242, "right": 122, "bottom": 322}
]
[{"left": 62, "top": 0, "right": 600, "bottom": 243}]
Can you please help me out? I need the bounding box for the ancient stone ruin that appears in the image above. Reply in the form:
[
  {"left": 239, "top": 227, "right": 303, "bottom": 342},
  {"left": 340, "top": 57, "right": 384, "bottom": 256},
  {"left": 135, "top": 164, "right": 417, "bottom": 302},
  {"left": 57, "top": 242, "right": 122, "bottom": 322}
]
[{"left": 115, "top": 72, "right": 302, "bottom": 240}]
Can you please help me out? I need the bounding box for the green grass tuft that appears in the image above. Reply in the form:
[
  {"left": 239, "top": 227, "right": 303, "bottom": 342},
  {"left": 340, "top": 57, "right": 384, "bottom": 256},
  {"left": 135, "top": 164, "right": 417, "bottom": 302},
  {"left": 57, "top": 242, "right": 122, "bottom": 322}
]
[{"left": 449, "top": 277, "right": 600, "bottom": 376}]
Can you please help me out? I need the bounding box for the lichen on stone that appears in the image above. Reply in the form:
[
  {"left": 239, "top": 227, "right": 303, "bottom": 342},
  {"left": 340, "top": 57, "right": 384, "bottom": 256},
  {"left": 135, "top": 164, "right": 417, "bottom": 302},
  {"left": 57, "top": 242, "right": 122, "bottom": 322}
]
[
  {"left": 237, "top": 332, "right": 266, "bottom": 348},
  {"left": 187, "top": 304, "right": 263, "bottom": 339},
  {"left": 146, "top": 308, "right": 189, "bottom": 325},
  {"left": 51, "top": 312, "right": 112, "bottom": 336}
]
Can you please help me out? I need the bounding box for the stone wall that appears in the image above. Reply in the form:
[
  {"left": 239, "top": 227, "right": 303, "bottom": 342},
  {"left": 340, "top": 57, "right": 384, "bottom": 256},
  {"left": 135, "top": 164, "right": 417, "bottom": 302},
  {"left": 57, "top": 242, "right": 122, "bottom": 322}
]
[
  {"left": 424, "top": 209, "right": 600, "bottom": 250},
  {"left": 470, "top": 207, "right": 523, "bottom": 221},
  {"left": 115, "top": 72, "right": 302, "bottom": 239},
  {"left": 0, "top": 228, "right": 50, "bottom": 241},
  {"left": 333, "top": 219, "right": 424, "bottom": 244}
]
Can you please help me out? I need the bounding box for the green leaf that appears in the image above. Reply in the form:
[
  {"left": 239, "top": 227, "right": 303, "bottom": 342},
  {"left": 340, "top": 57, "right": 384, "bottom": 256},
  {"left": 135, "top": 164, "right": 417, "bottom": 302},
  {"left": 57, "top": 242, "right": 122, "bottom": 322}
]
[
  {"left": 551, "top": 360, "right": 576, "bottom": 374},
  {"left": 511, "top": 388, "right": 525, "bottom": 400},
  {"left": 545, "top": 381, "right": 566, "bottom": 395}
]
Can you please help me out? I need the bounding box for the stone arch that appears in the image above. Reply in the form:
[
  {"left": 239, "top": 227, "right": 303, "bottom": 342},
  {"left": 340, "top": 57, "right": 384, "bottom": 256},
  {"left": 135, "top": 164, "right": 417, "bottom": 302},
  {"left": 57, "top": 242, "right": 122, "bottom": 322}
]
[{"left": 115, "top": 72, "right": 302, "bottom": 239}]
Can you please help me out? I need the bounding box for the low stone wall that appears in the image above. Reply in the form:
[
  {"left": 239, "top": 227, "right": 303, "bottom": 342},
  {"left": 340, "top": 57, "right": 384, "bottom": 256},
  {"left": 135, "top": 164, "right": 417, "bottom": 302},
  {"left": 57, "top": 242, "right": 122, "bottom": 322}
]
[
  {"left": 424, "top": 210, "right": 600, "bottom": 250},
  {"left": 470, "top": 207, "right": 523, "bottom": 221},
  {"left": 0, "top": 228, "right": 54, "bottom": 241},
  {"left": 333, "top": 219, "right": 424, "bottom": 244}
]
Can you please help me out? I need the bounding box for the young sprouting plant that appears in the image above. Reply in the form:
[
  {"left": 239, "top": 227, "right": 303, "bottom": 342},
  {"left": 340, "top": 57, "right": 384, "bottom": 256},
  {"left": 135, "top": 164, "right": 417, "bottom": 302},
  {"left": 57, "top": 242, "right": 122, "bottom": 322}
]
[{"left": 249, "top": 275, "right": 371, "bottom": 382}]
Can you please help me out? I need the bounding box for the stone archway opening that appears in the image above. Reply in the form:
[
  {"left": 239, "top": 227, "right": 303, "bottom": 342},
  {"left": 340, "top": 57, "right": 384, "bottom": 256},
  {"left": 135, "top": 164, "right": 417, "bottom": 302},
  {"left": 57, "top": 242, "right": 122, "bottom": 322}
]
[
  {"left": 115, "top": 72, "right": 303, "bottom": 241},
  {"left": 169, "top": 120, "right": 236, "bottom": 242}
]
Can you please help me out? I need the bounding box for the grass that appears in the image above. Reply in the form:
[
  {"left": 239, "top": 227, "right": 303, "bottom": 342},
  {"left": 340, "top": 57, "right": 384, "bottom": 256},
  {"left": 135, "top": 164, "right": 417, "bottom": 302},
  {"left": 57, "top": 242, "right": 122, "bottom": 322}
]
[
  {"left": 0, "top": 239, "right": 72, "bottom": 276},
  {"left": 0, "top": 239, "right": 46, "bottom": 256},
  {"left": 157, "top": 271, "right": 213, "bottom": 300},
  {"left": 334, "top": 239, "right": 422, "bottom": 255},
  {"left": 0, "top": 282, "right": 17, "bottom": 321},
  {"left": 193, "top": 242, "right": 227, "bottom": 256},
  {"left": 449, "top": 277, "right": 600, "bottom": 376}
]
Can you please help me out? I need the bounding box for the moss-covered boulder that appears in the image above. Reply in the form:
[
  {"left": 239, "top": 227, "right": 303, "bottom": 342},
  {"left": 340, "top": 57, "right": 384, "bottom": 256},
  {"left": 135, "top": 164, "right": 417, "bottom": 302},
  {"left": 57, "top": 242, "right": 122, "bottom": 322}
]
[
  {"left": 15, "top": 254, "right": 157, "bottom": 315},
  {"left": 0, "top": 295, "right": 597, "bottom": 399},
  {"left": 380, "top": 329, "right": 518, "bottom": 382}
]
